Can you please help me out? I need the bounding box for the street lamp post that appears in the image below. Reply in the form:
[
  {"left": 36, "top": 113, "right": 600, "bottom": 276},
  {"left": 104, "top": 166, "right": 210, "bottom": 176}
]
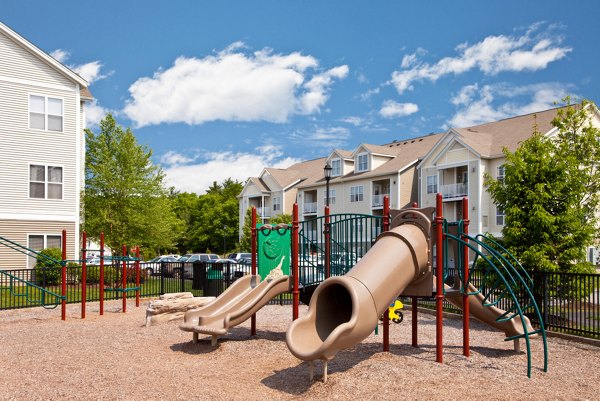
[{"left": 324, "top": 162, "right": 332, "bottom": 206}]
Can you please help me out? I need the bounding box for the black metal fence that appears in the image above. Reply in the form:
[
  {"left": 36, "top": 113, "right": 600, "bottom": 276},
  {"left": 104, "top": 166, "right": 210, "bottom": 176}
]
[
  {"left": 0, "top": 260, "right": 292, "bottom": 311},
  {"left": 413, "top": 268, "right": 600, "bottom": 340},
  {"left": 2, "top": 260, "right": 598, "bottom": 341}
]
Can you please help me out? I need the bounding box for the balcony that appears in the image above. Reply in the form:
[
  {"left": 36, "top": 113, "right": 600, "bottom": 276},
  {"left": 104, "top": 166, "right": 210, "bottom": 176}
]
[
  {"left": 441, "top": 183, "right": 468, "bottom": 199},
  {"left": 303, "top": 202, "right": 317, "bottom": 214},
  {"left": 372, "top": 193, "right": 390, "bottom": 208},
  {"left": 257, "top": 206, "right": 270, "bottom": 217}
]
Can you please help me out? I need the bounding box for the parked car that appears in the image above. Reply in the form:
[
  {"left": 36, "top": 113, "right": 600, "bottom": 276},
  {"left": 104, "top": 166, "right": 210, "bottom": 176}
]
[
  {"left": 175, "top": 253, "right": 220, "bottom": 278},
  {"left": 227, "top": 252, "right": 251, "bottom": 262},
  {"left": 143, "top": 255, "right": 180, "bottom": 275}
]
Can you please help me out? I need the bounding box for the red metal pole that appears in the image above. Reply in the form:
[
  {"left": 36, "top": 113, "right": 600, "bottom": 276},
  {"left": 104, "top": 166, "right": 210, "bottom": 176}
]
[
  {"left": 99, "top": 232, "right": 104, "bottom": 316},
  {"left": 292, "top": 203, "right": 299, "bottom": 320},
  {"left": 61, "top": 229, "right": 67, "bottom": 321},
  {"left": 324, "top": 205, "right": 331, "bottom": 279},
  {"left": 382, "top": 196, "right": 390, "bottom": 352},
  {"left": 251, "top": 207, "right": 257, "bottom": 335},
  {"left": 122, "top": 244, "right": 127, "bottom": 313},
  {"left": 81, "top": 231, "right": 87, "bottom": 319},
  {"left": 435, "top": 193, "right": 444, "bottom": 363},
  {"left": 411, "top": 201, "right": 419, "bottom": 348},
  {"left": 462, "top": 197, "right": 470, "bottom": 357},
  {"left": 135, "top": 246, "right": 140, "bottom": 308}
]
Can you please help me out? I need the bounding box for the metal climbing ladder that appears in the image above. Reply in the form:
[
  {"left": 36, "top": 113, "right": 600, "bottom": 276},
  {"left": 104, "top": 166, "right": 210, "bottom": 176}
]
[
  {"left": 442, "top": 220, "right": 548, "bottom": 377},
  {"left": 0, "top": 235, "right": 66, "bottom": 309}
]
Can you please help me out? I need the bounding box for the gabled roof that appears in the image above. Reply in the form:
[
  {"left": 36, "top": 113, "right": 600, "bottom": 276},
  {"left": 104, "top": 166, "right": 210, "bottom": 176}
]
[
  {"left": 453, "top": 106, "right": 565, "bottom": 157},
  {"left": 296, "top": 133, "right": 445, "bottom": 188},
  {"left": 0, "top": 22, "right": 90, "bottom": 89},
  {"left": 329, "top": 149, "right": 353, "bottom": 160}
]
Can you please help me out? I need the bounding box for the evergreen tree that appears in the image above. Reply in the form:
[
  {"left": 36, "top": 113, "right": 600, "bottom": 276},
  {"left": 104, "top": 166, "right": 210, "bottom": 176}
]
[{"left": 486, "top": 99, "right": 600, "bottom": 272}]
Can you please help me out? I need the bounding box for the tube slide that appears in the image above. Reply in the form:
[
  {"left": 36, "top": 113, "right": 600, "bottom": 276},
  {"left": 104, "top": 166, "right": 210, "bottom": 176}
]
[
  {"left": 180, "top": 274, "right": 291, "bottom": 345},
  {"left": 286, "top": 223, "right": 430, "bottom": 361}
]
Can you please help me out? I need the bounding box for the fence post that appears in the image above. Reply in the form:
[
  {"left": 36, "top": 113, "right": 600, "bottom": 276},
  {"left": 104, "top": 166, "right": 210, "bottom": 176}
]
[
  {"left": 325, "top": 206, "right": 331, "bottom": 279},
  {"left": 435, "top": 193, "right": 444, "bottom": 363},
  {"left": 292, "top": 203, "right": 299, "bottom": 320},
  {"left": 100, "top": 232, "right": 104, "bottom": 316},
  {"left": 543, "top": 271, "right": 549, "bottom": 329},
  {"left": 81, "top": 231, "right": 87, "bottom": 319},
  {"left": 135, "top": 246, "right": 140, "bottom": 307},
  {"left": 122, "top": 245, "right": 127, "bottom": 313},
  {"left": 462, "top": 197, "right": 470, "bottom": 357},
  {"left": 61, "top": 229, "right": 67, "bottom": 321},
  {"left": 251, "top": 207, "right": 257, "bottom": 336}
]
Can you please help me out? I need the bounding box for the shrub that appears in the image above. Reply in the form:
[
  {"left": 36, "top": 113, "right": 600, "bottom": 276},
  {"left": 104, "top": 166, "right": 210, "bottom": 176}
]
[{"left": 34, "top": 248, "right": 63, "bottom": 286}]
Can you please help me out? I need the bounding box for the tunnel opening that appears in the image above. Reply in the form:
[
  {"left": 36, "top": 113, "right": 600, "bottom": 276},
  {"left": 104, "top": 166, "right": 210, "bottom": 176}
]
[{"left": 315, "top": 282, "right": 353, "bottom": 341}]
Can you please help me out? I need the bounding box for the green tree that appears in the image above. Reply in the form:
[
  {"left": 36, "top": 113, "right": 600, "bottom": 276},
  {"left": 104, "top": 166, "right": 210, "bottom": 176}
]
[
  {"left": 239, "top": 208, "right": 253, "bottom": 251},
  {"left": 270, "top": 214, "right": 292, "bottom": 225},
  {"left": 187, "top": 178, "right": 243, "bottom": 254},
  {"left": 486, "top": 99, "right": 600, "bottom": 273},
  {"left": 83, "top": 114, "right": 180, "bottom": 256}
]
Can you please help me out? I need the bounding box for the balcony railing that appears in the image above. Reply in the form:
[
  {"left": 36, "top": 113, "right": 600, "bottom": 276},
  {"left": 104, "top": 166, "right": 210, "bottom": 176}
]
[
  {"left": 441, "top": 183, "right": 468, "bottom": 199},
  {"left": 372, "top": 193, "right": 390, "bottom": 208},
  {"left": 303, "top": 202, "right": 317, "bottom": 214},
  {"left": 257, "top": 206, "right": 270, "bottom": 217}
]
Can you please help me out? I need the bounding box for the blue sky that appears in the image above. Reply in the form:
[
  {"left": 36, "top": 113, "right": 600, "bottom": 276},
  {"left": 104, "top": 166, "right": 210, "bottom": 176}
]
[{"left": 3, "top": 1, "right": 599, "bottom": 194}]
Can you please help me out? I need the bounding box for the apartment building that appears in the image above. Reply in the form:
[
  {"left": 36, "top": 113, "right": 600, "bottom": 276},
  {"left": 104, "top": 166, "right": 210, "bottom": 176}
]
[{"left": 0, "top": 22, "right": 92, "bottom": 268}]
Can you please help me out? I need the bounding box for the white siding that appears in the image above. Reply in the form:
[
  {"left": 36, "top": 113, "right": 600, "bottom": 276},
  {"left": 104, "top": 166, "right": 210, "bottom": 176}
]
[{"left": 0, "top": 30, "right": 74, "bottom": 88}]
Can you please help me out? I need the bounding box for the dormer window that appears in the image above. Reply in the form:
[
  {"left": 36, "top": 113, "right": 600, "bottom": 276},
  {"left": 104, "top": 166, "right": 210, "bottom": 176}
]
[
  {"left": 331, "top": 158, "right": 341, "bottom": 176},
  {"left": 356, "top": 153, "right": 369, "bottom": 172}
]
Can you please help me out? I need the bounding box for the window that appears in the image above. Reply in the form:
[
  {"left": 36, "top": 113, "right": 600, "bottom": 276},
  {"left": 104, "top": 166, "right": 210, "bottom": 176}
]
[
  {"left": 28, "top": 234, "right": 62, "bottom": 266},
  {"left": 272, "top": 196, "right": 281, "bottom": 212},
  {"left": 331, "top": 158, "right": 341, "bottom": 176},
  {"left": 356, "top": 153, "right": 368, "bottom": 172},
  {"left": 324, "top": 189, "right": 336, "bottom": 205},
  {"left": 29, "top": 95, "right": 63, "bottom": 132},
  {"left": 350, "top": 186, "right": 363, "bottom": 202},
  {"left": 426, "top": 175, "right": 438, "bottom": 194},
  {"left": 496, "top": 206, "right": 505, "bottom": 226},
  {"left": 497, "top": 165, "right": 505, "bottom": 183},
  {"left": 30, "top": 164, "right": 63, "bottom": 199}
]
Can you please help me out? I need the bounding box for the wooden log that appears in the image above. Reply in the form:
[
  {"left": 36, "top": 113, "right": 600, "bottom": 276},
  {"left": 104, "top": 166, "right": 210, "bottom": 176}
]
[{"left": 145, "top": 296, "right": 215, "bottom": 327}]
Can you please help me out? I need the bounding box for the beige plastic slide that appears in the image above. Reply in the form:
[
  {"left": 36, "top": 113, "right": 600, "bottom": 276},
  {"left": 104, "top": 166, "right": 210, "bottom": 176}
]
[
  {"left": 286, "top": 222, "right": 430, "bottom": 364},
  {"left": 444, "top": 282, "right": 533, "bottom": 338},
  {"left": 180, "top": 273, "right": 291, "bottom": 345},
  {"left": 286, "top": 215, "right": 532, "bottom": 378}
]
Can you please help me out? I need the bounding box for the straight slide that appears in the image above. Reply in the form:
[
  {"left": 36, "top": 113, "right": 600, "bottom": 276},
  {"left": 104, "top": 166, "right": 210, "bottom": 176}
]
[{"left": 180, "top": 273, "right": 291, "bottom": 345}]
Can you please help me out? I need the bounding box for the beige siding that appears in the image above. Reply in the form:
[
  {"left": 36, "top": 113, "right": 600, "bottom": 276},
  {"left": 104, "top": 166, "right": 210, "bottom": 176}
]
[
  {"left": 399, "top": 168, "right": 417, "bottom": 208},
  {"left": 371, "top": 154, "right": 391, "bottom": 170},
  {"left": 0, "top": 220, "right": 77, "bottom": 270},
  {"left": 284, "top": 188, "right": 297, "bottom": 215},
  {"left": 0, "top": 30, "right": 73, "bottom": 88},
  {"left": 261, "top": 173, "right": 279, "bottom": 192}
]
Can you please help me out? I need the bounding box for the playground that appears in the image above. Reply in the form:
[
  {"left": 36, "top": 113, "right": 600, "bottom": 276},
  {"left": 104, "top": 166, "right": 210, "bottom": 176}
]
[{"left": 0, "top": 299, "right": 598, "bottom": 400}]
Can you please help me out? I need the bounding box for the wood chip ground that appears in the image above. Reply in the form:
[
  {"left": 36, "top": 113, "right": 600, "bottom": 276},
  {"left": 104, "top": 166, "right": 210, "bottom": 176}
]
[{"left": 1, "top": 299, "right": 598, "bottom": 400}]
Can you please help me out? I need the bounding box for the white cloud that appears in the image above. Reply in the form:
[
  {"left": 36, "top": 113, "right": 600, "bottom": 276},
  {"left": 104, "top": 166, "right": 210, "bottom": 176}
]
[
  {"left": 84, "top": 99, "right": 111, "bottom": 128},
  {"left": 123, "top": 43, "right": 348, "bottom": 127},
  {"left": 339, "top": 116, "right": 363, "bottom": 126},
  {"left": 160, "top": 146, "right": 300, "bottom": 194},
  {"left": 446, "top": 82, "right": 572, "bottom": 128},
  {"left": 391, "top": 23, "right": 571, "bottom": 94},
  {"left": 289, "top": 126, "right": 351, "bottom": 150},
  {"left": 379, "top": 100, "right": 419, "bottom": 118},
  {"left": 50, "top": 48, "right": 110, "bottom": 84}
]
